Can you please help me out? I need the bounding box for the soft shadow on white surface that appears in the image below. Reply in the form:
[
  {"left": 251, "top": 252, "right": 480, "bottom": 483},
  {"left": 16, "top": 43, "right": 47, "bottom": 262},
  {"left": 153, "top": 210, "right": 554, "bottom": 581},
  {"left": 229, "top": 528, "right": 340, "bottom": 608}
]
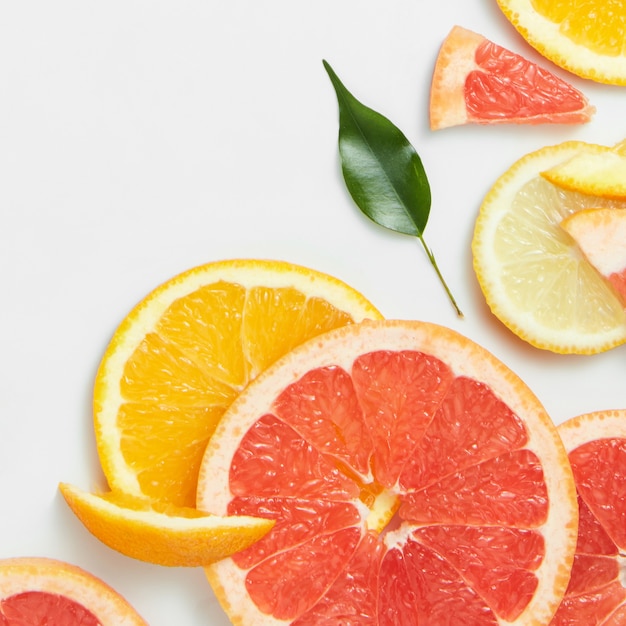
[{"left": 1, "top": 1, "right": 625, "bottom": 624}]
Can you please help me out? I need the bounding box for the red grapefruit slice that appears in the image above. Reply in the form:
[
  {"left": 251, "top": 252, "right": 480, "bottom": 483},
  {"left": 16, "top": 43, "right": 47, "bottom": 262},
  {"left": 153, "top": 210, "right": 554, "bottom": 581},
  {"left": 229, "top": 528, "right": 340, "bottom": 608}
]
[
  {"left": 430, "top": 25, "right": 595, "bottom": 130},
  {"left": 197, "top": 319, "right": 578, "bottom": 625},
  {"left": 0, "top": 557, "right": 147, "bottom": 625},
  {"left": 552, "top": 410, "right": 626, "bottom": 624}
]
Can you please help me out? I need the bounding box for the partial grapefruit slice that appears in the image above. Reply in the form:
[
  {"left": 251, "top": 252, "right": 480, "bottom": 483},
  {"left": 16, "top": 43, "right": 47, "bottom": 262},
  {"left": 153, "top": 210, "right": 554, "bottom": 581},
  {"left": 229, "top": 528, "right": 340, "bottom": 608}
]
[
  {"left": 552, "top": 410, "right": 626, "bottom": 624},
  {"left": 197, "top": 320, "right": 578, "bottom": 625},
  {"left": 496, "top": 0, "right": 626, "bottom": 86},
  {"left": 560, "top": 208, "right": 626, "bottom": 306},
  {"left": 0, "top": 557, "right": 147, "bottom": 624},
  {"left": 430, "top": 25, "right": 594, "bottom": 130}
]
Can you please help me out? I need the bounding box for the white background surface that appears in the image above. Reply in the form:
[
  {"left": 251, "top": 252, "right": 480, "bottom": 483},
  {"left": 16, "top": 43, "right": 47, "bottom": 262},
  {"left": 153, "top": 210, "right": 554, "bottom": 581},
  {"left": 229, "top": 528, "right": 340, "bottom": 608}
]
[{"left": 1, "top": 1, "right": 625, "bottom": 624}]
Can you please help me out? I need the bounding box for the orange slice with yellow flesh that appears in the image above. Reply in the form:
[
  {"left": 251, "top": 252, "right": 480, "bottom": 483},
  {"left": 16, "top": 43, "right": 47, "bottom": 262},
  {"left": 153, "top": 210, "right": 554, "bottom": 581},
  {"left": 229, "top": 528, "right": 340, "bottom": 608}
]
[
  {"left": 197, "top": 319, "right": 578, "bottom": 625},
  {"left": 59, "top": 483, "right": 274, "bottom": 567},
  {"left": 560, "top": 208, "right": 626, "bottom": 306},
  {"left": 551, "top": 410, "right": 626, "bottom": 624},
  {"left": 0, "top": 556, "right": 147, "bottom": 624},
  {"left": 542, "top": 140, "right": 626, "bottom": 199},
  {"left": 93, "top": 259, "right": 382, "bottom": 509},
  {"left": 496, "top": 0, "right": 626, "bottom": 86},
  {"left": 430, "top": 25, "right": 594, "bottom": 130}
]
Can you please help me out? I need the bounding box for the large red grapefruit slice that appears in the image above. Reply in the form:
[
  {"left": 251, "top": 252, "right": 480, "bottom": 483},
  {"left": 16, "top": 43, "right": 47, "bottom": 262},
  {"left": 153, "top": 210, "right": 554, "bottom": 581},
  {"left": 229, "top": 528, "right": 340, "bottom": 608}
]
[
  {"left": 430, "top": 25, "right": 595, "bottom": 130},
  {"left": 197, "top": 319, "right": 578, "bottom": 625},
  {"left": 552, "top": 410, "right": 626, "bottom": 624}
]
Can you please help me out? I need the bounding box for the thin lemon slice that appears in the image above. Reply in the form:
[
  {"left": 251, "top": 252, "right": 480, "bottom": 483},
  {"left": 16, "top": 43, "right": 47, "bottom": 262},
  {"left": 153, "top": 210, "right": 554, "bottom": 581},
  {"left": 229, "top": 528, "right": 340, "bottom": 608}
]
[
  {"left": 0, "top": 557, "right": 147, "bottom": 624},
  {"left": 59, "top": 483, "right": 274, "bottom": 567},
  {"left": 472, "top": 141, "right": 626, "bottom": 354},
  {"left": 542, "top": 140, "right": 626, "bottom": 199}
]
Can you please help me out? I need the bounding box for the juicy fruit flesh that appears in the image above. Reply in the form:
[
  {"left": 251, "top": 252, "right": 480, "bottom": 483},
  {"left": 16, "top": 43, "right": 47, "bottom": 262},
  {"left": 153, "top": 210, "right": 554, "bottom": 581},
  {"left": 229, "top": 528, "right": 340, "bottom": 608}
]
[
  {"left": 221, "top": 350, "right": 550, "bottom": 623},
  {"left": 0, "top": 591, "right": 99, "bottom": 625},
  {"left": 531, "top": 0, "right": 626, "bottom": 57},
  {"left": 551, "top": 436, "right": 626, "bottom": 623},
  {"left": 466, "top": 37, "right": 587, "bottom": 120},
  {"left": 494, "top": 177, "right": 626, "bottom": 333},
  {"left": 117, "top": 281, "right": 358, "bottom": 508}
]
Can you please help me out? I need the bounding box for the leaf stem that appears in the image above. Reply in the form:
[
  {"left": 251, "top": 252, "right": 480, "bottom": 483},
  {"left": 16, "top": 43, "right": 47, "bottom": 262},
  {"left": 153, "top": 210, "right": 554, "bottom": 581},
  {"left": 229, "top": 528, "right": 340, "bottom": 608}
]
[{"left": 418, "top": 234, "right": 464, "bottom": 318}]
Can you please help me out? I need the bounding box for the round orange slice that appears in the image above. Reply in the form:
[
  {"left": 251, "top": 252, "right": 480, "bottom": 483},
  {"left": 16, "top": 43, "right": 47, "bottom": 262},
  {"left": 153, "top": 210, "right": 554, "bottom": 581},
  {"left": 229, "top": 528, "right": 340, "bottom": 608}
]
[
  {"left": 197, "top": 319, "right": 578, "bottom": 625},
  {"left": 0, "top": 557, "right": 146, "bottom": 624},
  {"left": 93, "top": 258, "right": 382, "bottom": 508},
  {"left": 552, "top": 410, "right": 626, "bottom": 624},
  {"left": 430, "top": 25, "right": 594, "bottom": 130}
]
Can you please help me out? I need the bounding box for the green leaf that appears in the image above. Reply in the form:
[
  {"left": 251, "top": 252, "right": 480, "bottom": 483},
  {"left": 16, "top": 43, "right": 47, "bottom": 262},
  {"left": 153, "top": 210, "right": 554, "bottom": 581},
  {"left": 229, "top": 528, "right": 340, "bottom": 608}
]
[
  {"left": 323, "top": 60, "right": 431, "bottom": 237},
  {"left": 324, "top": 60, "right": 463, "bottom": 317}
]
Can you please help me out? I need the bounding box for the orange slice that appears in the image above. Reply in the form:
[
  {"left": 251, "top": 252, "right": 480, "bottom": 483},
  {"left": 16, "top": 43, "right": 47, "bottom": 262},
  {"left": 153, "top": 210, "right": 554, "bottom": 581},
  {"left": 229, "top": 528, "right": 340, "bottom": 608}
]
[
  {"left": 496, "top": 0, "right": 626, "bottom": 86},
  {"left": 197, "top": 319, "right": 578, "bottom": 625},
  {"left": 0, "top": 557, "right": 146, "bottom": 624},
  {"left": 93, "top": 258, "right": 382, "bottom": 508},
  {"left": 59, "top": 483, "right": 274, "bottom": 567},
  {"left": 560, "top": 208, "right": 626, "bottom": 305},
  {"left": 542, "top": 140, "right": 626, "bottom": 199},
  {"left": 552, "top": 410, "right": 626, "bottom": 624},
  {"left": 472, "top": 140, "right": 626, "bottom": 354},
  {"left": 430, "top": 25, "right": 594, "bottom": 130}
]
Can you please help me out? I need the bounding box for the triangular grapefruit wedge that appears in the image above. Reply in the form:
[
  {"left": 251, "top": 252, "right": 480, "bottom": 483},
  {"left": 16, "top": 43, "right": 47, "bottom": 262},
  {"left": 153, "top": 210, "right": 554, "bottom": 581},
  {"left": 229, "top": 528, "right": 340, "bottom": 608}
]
[
  {"left": 560, "top": 208, "right": 626, "bottom": 306},
  {"left": 430, "top": 25, "right": 595, "bottom": 130}
]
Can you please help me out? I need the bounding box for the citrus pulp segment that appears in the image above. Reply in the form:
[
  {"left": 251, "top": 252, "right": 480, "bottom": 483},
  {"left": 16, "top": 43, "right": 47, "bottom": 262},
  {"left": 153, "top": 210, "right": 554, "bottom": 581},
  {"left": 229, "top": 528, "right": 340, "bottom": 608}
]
[
  {"left": 0, "top": 557, "right": 147, "bottom": 625},
  {"left": 552, "top": 410, "right": 626, "bottom": 624},
  {"left": 93, "top": 259, "right": 383, "bottom": 509},
  {"left": 59, "top": 483, "right": 274, "bottom": 567},
  {"left": 197, "top": 319, "right": 578, "bottom": 625},
  {"left": 430, "top": 25, "right": 594, "bottom": 130},
  {"left": 472, "top": 141, "right": 626, "bottom": 354},
  {"left": 496, "top": 0, "right": 626, "bottom": 85}
]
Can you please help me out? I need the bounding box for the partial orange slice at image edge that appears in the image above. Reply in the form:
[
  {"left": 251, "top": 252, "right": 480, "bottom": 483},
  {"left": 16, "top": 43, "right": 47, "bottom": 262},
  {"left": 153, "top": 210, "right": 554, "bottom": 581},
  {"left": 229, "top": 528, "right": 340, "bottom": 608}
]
[
  {"left": 198, "top": 319, "right": 578, "bottom": 625},
  {"left": 59, "top": 483, "right": 274, "bottom": 568},
  {"left": 472, "top": 140, "right": 626, "bottom": 354},
  {"left": 542, "top": 140, "right": 626, "bottom": 199},
  {"left": 430, "top": 25, "right": 594, "bottom": 130},
  {"left": 552, "top": 410, "right": 626, "bottom": 624},
  {"left": 0, "top": 556, "right": 147, "bottom": 625}
]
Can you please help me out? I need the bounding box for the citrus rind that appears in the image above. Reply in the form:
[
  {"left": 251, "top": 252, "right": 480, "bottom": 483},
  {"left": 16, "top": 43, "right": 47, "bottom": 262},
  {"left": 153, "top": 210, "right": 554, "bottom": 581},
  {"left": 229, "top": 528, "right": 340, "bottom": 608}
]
[{"left": 558, "top": 409, "right": 626, "bottom": 454}]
